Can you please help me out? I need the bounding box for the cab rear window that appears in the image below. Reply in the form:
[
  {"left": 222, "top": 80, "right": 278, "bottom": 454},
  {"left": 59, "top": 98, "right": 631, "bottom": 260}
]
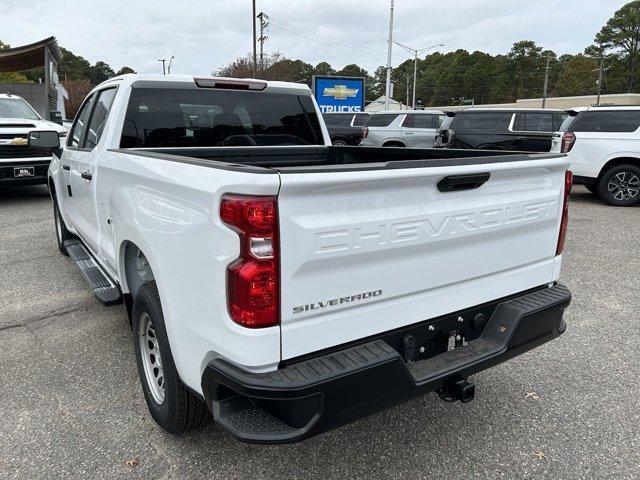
[{"left": 120, "top": 88, "right": 323, "bottom": 148}]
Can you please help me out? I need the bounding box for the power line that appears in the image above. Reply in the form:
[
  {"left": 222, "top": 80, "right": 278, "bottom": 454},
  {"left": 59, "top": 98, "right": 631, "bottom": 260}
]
[
  {"left": 268, "top": 22, "right": 384, "bottom": 63},
  {"left": 267, "top": 15, "right": 386, "bottom": 58}
]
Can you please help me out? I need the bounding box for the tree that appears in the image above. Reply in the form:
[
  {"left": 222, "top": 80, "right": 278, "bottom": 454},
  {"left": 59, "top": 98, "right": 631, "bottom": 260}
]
[
  {"left": 62, "top": 79, "right": 93, "bottom": 119},
  {"left": 0, "top": 71, "right": 31, "bottom": 83},
  {"left": 312, "top": 62, "right": 335, "bottom": 77},
  {"left": 594, "top": 0, "right": 640, "bottom": 91},
  {"left": 556, "top": 55, "right": 599, "bottom": 96},
  {"left": 115, "top": 66, "right": 136, "bottom": 75},
  {"left": 58, "top": 47, "right": 92, "bottom": 81},
  {"left": 0, "top": 40, "right": 10, "bottom": 50},
  {"left": 509, "top": 40, "right": 545, "bottom": 98},
  {"left": 88, "top": 61, "right": 115, "bottom": 85},
  {"left": 335, "top": 64, "right": 368, "bottom": 78}
]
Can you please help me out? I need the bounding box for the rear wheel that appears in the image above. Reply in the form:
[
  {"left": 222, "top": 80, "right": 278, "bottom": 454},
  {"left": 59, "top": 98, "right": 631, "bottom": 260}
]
[
  {"left": 597, "top": 164, "right": 640, "bottom": 206},
  {"left": 332, "top": 139, "right": 348, "bottom": 146},
  {"left": 53, "top": 198, "right": 72, "bottom": 255},
  {"left": 132, "top": 281, "right": 210, "bottom": 433},
  {"left": 382, "top": 142, "right": 405, "bottom": 147}
]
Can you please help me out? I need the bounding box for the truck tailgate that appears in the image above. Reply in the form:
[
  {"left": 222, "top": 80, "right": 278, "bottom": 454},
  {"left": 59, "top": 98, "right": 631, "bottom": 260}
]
[{"left": 277, "top": 156, "right": 568, "bottom": 360}]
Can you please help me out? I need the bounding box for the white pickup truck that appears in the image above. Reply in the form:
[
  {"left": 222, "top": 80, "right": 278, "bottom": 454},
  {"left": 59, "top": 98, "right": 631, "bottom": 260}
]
[
  {"left": 0, "top": 93, "right": 66, "bottom": 185},
  {"left": 34, "top": 74, "right": 572, "bottom": 443}
]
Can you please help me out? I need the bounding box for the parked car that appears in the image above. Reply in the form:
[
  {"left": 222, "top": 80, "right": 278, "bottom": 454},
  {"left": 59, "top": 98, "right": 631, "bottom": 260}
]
[
  {"left": 38, "top": 74, "right": 571, "bottom": 443},
  {"left": 360, "top": 109, "right": 445, "bottom": 148},
  {"left": 435, "top": 108, "right": 568, "bottom": 152},
  {"left": 551, "top": 106, "right": 640, "bottom": 206},
  {"left": 323, "top": 112, "right": 370, "bottom": 145},
  {"left": 0, "top": 93, "right": 66, "bottom": 185}
]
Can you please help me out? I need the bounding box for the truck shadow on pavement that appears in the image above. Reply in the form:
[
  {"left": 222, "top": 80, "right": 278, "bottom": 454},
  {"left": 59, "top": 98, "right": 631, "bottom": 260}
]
[{"left": 0, "top": 184, "right": 50, "bottom": 203}]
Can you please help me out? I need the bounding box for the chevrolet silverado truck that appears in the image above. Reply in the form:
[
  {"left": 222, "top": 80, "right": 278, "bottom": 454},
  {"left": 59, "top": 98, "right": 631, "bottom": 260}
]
[
  {"left": 34, "top": 74, "right": 572, "bottom": 443},
  {"left": 0, "top": 93, "right": 66, "bottom": 185}
]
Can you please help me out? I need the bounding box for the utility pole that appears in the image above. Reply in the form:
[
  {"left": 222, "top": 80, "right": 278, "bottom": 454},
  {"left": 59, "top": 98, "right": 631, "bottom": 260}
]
[
  {"left": 384, "top": 0, "right": 395, "bottom": 110},
  {"left": 406, "top": 75, "right": 410, "bottom": 110},
  {"left": 257, "top": 12, "right": 268, "bottom": 75},
  {"left": 542, "top": 54, "right": 551, "bottom": 108},
  {"left": 596, "top": 54, "right": 604, "bottom": 106},
  {"left": 157, "top": 58, "right": 166, "bottom": 75},
  {"left": 167, "top": 56, "right": 174, "bottom": 74},
  {"left": 393, "top": 41, "right": 444, "bottom": 109},
  {"left": 252, "top": 0, "right": 257, "bottom": 78}
]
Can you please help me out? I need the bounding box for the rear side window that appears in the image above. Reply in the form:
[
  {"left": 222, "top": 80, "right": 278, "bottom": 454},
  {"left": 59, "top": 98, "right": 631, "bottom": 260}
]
[
  {"left": 352, "top": 113, "right": 370, "bottom": 126},
  {"left": 121, "top": 88, "right": 323, "bottom": 148},
  {"left": 403, "top": 114, "right": 441, "bottom": 129},
  {"left": 451, "top": 112, "right": 510, "bottom": 131},
  {"left": 85, "top": 88, "right": 117, "bottom": 149},
  {"left": 68, "top": 93, "right": 95, "bottom": 148},
  {"left": 569, "top": 111, "right": 640, "bottom": 133},
  {"left": 513, "top": 113, "right": 553, "bottom": 132},
  {"left": 558, "top": 114, "right": 577, "bottom": 132},
  {"left": 366, "top": 114, "right": 398, "bottom": 127},
  {"left": 324, "top": 114, "right": 352, "bottom": 126}
]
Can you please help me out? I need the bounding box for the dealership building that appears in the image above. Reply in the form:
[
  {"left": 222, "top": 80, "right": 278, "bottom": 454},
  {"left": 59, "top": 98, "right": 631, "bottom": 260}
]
[{"left": 0, "top": 36, "right": 68, "bottom": 120}]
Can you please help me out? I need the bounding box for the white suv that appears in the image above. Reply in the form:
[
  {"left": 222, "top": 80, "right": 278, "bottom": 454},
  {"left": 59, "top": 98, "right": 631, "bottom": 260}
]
[
  {"left": 361, "top": 109, "right": 444, "bottom": 148},
  {"left": 552, "top": 106, "right": 640, "bottom": 206}
]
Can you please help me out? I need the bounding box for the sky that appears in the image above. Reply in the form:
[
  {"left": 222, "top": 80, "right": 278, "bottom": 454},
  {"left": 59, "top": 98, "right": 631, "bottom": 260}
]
[{"left": 0, "top": 0, "right": 630, "bottom": 76}]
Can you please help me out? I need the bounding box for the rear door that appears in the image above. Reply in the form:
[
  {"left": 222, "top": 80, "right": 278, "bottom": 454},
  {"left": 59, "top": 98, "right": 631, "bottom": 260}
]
[
  {"left": 450, "top": 112, "right": 514, "bottom": 149},
  {"left": 69, "top": 87, "right": 117, "bottom": 253},
  {"left": 401, "top": 114, "right": 442, "bottom": 147},
  {"left": 277, "top": 155, "right": 568, "bottom": 359},
  {"left": 511, "top": 112, "right": 555, "bottom": 152}
]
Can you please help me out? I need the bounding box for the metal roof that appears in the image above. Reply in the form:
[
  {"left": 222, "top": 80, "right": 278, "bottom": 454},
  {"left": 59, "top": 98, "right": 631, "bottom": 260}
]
[{"left": 0, "top": 36, "right": 61, "bottom": 72}]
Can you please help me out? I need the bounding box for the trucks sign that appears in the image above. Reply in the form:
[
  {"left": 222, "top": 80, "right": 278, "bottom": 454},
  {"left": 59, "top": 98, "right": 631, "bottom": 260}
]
[{"left": 313, "top": 76, "right": 365, "bottom": 114}]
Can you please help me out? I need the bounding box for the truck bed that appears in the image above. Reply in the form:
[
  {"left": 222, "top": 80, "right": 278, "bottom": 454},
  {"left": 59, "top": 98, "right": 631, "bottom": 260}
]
[{"left": 113, "top": 145, "right": 561, "bottom": 172}]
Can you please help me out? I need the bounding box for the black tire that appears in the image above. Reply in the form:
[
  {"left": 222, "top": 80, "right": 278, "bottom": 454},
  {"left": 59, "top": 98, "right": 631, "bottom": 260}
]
[
  {"left": 585, "top": 184, "right": 598, "bottom": 194},
  {"left": 53, "top": 197, "right": 72, "bottom": 256},
  {"left": 597, "top": 164, "right": 640, "bottom": 207},
  {"left": 332, "top": 139, "right": 348, "bottom": 146},
  {"left": 382, "top": 142, "right": 405, "bottom": 147},
  {"left": 132, "top": 281, "right": 210, "bottom": 434}
]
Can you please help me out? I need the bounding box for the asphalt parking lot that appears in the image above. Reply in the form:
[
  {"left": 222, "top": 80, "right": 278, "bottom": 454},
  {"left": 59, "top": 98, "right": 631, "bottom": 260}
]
[{"left": 0, "top": 184, "right": 638, "bottom": 480}]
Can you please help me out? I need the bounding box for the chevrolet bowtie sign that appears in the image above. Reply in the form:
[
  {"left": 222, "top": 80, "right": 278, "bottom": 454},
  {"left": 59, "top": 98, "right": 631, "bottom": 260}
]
[
  {"left": 323, "top": 85, "right": 359, "bottom": 100},
  {"left": 313, "top": 76, "right": 365, "bottom": 113}
]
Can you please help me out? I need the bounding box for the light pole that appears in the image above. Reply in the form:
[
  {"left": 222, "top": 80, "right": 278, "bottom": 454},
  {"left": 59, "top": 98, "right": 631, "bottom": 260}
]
[
  {"left": 384, "top": 0, "right": 395, "bottom": 110},
  {"left": 157, "top": 58, "right": 166, "bottom": 75},
  {"left": 167, "top": 56, "right": 175, "bottom": 74},
  {"left": 392, "top": 42, "right": 444, "bottom": 109}
]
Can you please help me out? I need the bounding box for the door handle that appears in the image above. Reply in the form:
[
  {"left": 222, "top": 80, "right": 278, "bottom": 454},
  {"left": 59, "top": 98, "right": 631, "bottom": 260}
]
[
  {"left": 62, "top": 164, "right": 70, "bottom": 171},
  {"left": 405, "top": 131, "right": 414, "bottom": 135},
  {"left": 80, "top": 170, "right": 93, "bottom": 181}
]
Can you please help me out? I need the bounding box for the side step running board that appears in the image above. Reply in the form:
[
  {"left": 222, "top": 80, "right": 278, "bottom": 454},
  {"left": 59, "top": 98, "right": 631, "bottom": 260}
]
[{"left": 64, "top": 239, "right": 122, "bottom": 306}]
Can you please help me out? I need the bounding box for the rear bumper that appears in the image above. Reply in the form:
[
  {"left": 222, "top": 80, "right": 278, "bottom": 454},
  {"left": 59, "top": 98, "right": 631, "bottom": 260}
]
[{"left": 202, "top": 283, "right": 571, "bottom": 444}]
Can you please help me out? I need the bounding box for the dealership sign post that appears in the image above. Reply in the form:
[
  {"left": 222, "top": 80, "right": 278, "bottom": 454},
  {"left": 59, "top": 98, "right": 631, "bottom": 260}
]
[{"left": 312, "top": 76, "right": 366, "bottom": 113}]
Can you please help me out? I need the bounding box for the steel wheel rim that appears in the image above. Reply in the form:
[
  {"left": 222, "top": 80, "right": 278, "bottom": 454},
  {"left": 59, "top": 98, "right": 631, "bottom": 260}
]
[
  {"left": 608, "top": 171, "right": 640, "bottom": 201},
  {"left": 138, "top": 312, "right": 165, "bottom": 404}
]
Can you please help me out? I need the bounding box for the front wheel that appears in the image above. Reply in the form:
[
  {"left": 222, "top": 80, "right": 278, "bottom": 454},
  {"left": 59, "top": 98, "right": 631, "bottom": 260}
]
[
  {"left": 132, "top": 281, "right": 210, "bottom": 433},
  {"left": 597, "top": 165, "right": 640, "bottom": 206}
]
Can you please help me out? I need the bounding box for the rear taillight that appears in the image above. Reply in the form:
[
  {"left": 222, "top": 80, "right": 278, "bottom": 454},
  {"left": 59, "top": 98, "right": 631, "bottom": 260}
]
[
  {"left": 362, "top": 126, "right": 369, "bottom": 139},
  {"left": 556, "top": 170, "right": 573, "bottom": 256},
  {"left": 560, "top": 132, "right": 576, "bottom": 153},
  {"left": 220, "top": 194, "right": 279, "bottom": 328}
]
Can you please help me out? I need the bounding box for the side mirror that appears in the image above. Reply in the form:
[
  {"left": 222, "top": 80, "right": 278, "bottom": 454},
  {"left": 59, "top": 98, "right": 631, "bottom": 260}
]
[
  {"left": 50, "top": 110, "right": 63, "bottom": 125},
  {"left": 28, "top": 131, "right": 62, "bottom": 157}
]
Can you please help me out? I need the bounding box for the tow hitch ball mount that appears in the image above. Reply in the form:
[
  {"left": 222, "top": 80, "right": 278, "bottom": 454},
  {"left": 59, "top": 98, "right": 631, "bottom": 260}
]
[{"left": 437, "top": 378, "right": 476, "bottom": 404}]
